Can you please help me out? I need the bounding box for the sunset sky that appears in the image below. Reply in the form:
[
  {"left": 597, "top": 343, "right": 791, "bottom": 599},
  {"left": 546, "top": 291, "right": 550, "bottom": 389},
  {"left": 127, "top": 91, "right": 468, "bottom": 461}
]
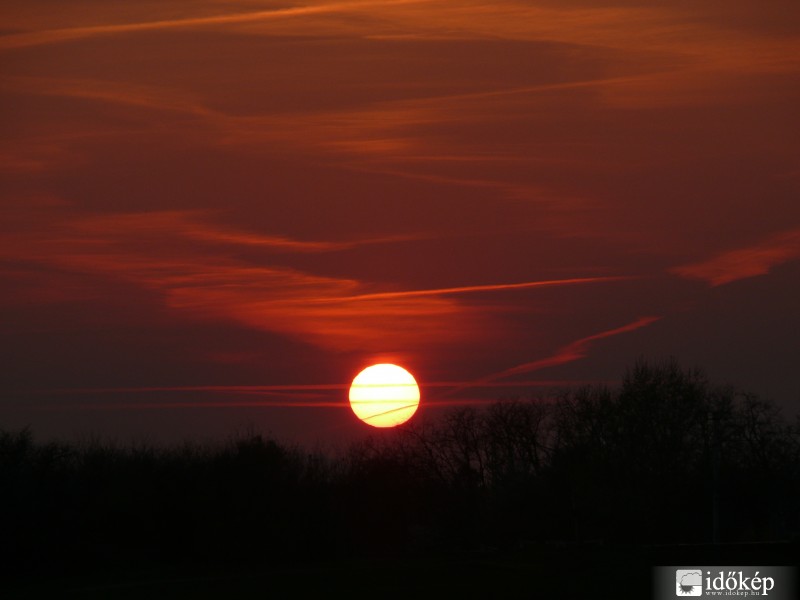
[{"left": 2, "top": 0, "right": 799, "bottom": 445}]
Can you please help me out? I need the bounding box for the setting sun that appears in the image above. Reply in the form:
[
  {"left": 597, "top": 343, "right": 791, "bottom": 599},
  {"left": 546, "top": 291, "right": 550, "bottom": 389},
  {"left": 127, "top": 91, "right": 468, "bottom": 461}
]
[{"left": 348, "top": 364, "right": 420, "bottom": 428}]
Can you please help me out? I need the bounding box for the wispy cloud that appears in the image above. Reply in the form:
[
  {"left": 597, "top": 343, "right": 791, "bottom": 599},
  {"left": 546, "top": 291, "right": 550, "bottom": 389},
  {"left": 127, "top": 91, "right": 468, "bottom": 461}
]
[
  {"left": 442, "top": 316, "right": 661, "bottom": 396},
  {"left": 0, "top": 76, "right": 212, "bottom": 116},
  {"left": 70, "top": 210, "right": 420, "bottom": 253},
  {"left": 671, "top": 228, "right": 800, "bottom": 286},
  {"left": 31, "top": 400, "right": 348, "bottom": 411},
  {"left": 1, "top": 207, "right": 631, "bottom": 352},
  {"left": 0, "top": 0, "right": 431, "bottom": 50},
  {"left": 491, "top": 316, "right": 661, "bottom": 377},
  {"left": 5, "top": 0, "right": 796, "bottom": 193}
]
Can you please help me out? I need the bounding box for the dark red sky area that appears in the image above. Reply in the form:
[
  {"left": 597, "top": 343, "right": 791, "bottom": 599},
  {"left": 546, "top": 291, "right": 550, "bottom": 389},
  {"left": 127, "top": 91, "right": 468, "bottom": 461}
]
[{"left": 2, "top": 0, "right": 799, "bottom": 446}]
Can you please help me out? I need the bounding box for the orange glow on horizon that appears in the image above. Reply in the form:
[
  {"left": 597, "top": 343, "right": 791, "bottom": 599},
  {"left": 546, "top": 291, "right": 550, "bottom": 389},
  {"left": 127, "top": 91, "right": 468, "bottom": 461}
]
[{"left": 348, "top": 364, "right": 420, "bottom": 428}]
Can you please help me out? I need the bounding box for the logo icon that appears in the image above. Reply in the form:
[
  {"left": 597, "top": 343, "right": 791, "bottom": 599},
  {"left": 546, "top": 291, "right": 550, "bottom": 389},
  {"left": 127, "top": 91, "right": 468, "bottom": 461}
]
[{"left": 676, "top": 570, "right": 703, "bottom": 596}]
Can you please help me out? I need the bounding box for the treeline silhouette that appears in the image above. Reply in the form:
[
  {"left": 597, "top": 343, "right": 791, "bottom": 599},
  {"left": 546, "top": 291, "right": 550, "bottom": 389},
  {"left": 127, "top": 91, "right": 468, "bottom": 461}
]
[{"left": 2, "top": 359, "right": 799, "bottom": 583}]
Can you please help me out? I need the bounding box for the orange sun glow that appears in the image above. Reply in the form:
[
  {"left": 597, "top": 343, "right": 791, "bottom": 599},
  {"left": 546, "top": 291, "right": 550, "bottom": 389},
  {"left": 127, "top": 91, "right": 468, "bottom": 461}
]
[{"left": 348, "top": 364, "right": 420, "bottom": 428}]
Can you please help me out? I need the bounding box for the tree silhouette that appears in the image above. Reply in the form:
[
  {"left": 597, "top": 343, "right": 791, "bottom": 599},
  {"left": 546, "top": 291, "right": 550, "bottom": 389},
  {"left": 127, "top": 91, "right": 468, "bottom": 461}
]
[{"left": 2, "top": 358, "right": 798, "bottom": 593}]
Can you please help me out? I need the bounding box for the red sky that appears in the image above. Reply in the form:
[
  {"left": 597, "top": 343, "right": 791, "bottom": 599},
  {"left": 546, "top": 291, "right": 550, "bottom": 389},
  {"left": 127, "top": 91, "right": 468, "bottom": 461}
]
[{"left": 2, "top": 0, "right": 799, "bottom": 446}]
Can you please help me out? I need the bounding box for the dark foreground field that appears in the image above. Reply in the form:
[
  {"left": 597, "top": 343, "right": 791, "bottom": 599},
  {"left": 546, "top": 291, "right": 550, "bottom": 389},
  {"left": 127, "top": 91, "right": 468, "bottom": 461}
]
[
  {"left": 3, "top": 361, "right": 799, "bottom": 598},
  {"left": 8, "top": 541, "right": 798, "bottom": 599}
]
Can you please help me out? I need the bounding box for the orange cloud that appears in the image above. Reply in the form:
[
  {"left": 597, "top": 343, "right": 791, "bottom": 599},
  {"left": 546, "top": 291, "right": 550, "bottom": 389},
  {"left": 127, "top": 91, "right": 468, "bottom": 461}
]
[
  {"left": 69, "top": 210, "right": 418, "bottom": 253},
  {"left": 671, "top": 228, "right": 800, "bottom": 286},
  {"left": 0, "top": 0, "right": 431, "bottom": 50},
  {"left": 5, "top": 0, "right": 796, "bottom": 195},
  {"left": 0, "top": 76, "right": 211, "bottom": 116},
  {"left": 1, "top": 207, "right": 628, "bottom": 352}
]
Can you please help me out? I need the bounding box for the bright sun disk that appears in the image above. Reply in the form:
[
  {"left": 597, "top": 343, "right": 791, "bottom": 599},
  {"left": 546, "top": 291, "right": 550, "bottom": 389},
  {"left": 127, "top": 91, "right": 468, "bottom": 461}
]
[{"left": 348, "top": 363, "right": 420, "bottom": 428}]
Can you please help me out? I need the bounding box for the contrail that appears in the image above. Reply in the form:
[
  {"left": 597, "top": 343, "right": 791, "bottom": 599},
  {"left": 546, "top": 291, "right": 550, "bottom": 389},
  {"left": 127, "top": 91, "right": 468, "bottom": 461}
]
[
  {"left": 30, "top": 400, "right": 346, "bottom": 411},
  {"left": 0, "top": 0, "right": 431, "bottom": 50},
  {"left": 26, "top": 384, "right": 348, "bottom": 395},
  {"left": 439, "top": 315, "right": 661, "bottom": 397},
  {"left": 328, "top": 275, "right": 632, "bottom": 302}
]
